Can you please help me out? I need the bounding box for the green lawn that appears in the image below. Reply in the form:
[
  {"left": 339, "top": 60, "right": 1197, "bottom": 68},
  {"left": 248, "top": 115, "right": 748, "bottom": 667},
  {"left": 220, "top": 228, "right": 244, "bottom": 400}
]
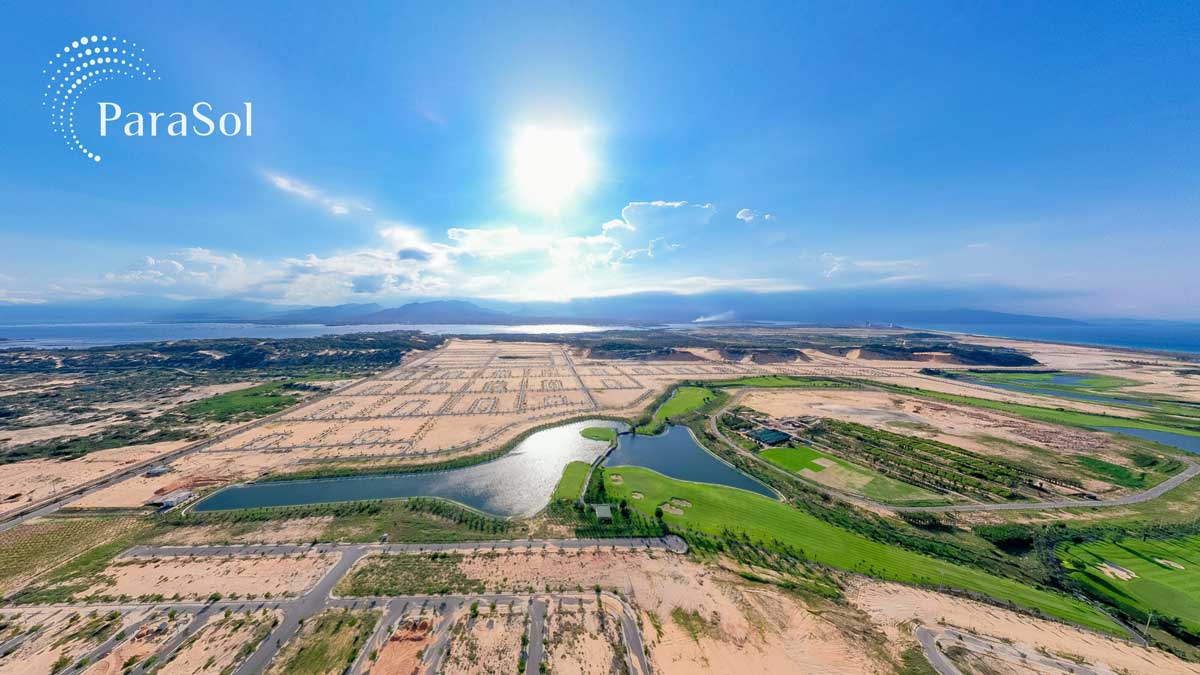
[
  {"left": 580, "top": 427, "right": 617, "bottom": 443},
  {"left": 181, "top": 381, "right": 301, "bottom": 422},
  {"left": 760, "top": 444, "right": 950, "bottom": 505},
  {"left": 1060, "top": 535, "right": 1200, "bottom": 632},
  {"left": 603, "top": 466, "right": 1121, "bottom": 634},
  {"left": 552, "top": 461, "right": 592, "bottom": 502},
  {"left": 637, "top": 386, "right": 718, "bottom": 434}
]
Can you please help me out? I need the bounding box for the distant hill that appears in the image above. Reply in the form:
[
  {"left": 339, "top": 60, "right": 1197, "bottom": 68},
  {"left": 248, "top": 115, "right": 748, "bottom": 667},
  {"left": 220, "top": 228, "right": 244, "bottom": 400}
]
[
  {"left": 263, "top": 303, "right": 384, "bottom": 324},
  {"left": 348, "top": 300, "right": 518, "bottom": 325}
]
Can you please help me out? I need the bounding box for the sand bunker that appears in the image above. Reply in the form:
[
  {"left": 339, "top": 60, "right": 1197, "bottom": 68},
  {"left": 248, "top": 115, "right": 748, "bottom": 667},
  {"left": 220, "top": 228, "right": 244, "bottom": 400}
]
[
  {"left": 1097, "top": 562, "right": 1137, "bottom": 581},
  {"left": 1156, "top": 558, "right": 1186, "bottom": 570}
]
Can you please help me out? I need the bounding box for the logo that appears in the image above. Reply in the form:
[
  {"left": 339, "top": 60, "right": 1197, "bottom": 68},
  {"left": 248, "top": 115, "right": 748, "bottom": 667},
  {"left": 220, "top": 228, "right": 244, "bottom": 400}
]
[{"left": 43, "top": 34, "right": 252, "bottom": 164}]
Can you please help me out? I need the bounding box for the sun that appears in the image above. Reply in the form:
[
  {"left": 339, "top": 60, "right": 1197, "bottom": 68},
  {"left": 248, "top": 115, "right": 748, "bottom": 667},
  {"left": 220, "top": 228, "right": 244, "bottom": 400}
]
[{"left": 510, "top": 124, "right": 595, "bottom": 215}]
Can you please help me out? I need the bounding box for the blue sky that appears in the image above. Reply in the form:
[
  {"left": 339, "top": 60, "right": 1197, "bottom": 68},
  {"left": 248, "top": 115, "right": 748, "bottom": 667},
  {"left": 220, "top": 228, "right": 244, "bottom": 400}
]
[{"left": 1, "top": 1, "right": 1198, "bottom": 318}]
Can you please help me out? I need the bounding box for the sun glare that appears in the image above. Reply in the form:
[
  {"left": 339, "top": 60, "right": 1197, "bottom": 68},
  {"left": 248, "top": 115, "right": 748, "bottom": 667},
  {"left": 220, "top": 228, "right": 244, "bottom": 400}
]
[{"left": 510, "top": 124, "right": 595, "bottom": 215}]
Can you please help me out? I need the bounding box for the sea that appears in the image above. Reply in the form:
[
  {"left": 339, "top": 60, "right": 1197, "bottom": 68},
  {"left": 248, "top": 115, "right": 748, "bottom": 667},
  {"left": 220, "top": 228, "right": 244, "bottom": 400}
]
[
  {"left": 906, "top": 322, "right": 1200, "bottom": 356},
  {"left": 1, "top": 319, "right": 1198, "bottom": 355},
  {"left": 0, "top": 322, "right": 632, "bottom": 350}
]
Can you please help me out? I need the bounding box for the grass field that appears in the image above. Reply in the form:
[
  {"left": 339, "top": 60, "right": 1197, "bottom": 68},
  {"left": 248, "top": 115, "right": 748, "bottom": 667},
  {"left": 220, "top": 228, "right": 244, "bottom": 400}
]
[
  {"left": 580, "top": 427, "right": 617, "bottom": 443},
  {"left": 637, "top": 386, "right": 718, "bottom": 434},
  {"left": 602, "top": 466, "right": 1121, "bottom": 634},
  {"left": 182, "top": 381, "right": 301, "bottom": 422},
  {"left": 552, "top": 461, "right": 592, "bottom": 502},
  {"left": 267, "top": 608, "right": 378, "bottom": 675},
  {"left": 1060, "top": 535, "right": 1200, "bottom": 632},
  {"left": 759, "top": 445, "right": 944, "bottom": 504}
]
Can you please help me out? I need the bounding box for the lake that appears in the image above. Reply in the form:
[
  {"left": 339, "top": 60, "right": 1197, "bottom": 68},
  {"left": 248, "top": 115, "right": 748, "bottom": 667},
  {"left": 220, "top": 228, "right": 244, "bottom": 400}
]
[
  {"left": 1097, "top": 427, "right": 1200, "bottom": 456},
  {"left": 956, "top": 374, "right": 1153, "bottom": 408},
  {"left": 192, "top": 420, "right": 776, "bottom": 516}
]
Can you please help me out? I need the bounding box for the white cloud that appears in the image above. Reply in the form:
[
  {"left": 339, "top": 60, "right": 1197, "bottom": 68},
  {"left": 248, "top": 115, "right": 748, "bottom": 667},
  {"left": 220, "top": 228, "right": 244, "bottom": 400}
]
[
  {"left": 820, "top": 253, "right": 924, "bottom": 284},
  {"left": 735, "top": 208, "right": 774, "bottom": 223},
  {"left": 264, "top": 171, "right": 368, "bottom": 217}
]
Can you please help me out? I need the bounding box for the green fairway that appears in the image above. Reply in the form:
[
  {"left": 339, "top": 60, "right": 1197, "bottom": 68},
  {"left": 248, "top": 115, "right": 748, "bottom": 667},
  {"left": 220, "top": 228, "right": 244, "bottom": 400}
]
[
  {"left": 759, "top": 445, "right": 942, "bottom": 503},
  {"left": 706, "top": 376, "right": 853, "bottom": 389},
  {"left": 1060, "top": 535, "right": 1200, "bottom": 632},
  {"left": 580, "top": 426, "right": 617, "bottom": 443},
  {"left": 603, "top": 466, "right": 1121, "bottom": 634},
  {"left": 637, "top": 386, "right": 718, "bottom": 434},
  {"left": 181, "top": 381, "right": 301, "bottom": 422},
  {"left": 552, "top": 461, "right": 592, "bottom": 502}
]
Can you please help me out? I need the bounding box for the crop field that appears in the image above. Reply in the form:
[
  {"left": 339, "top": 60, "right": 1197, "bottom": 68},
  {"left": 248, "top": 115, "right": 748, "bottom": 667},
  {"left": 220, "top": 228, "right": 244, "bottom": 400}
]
[
  {"left": 552, "top": 460, "right": 592, "bottom": 502},
  {"left": 961, "top": 371, "right": 1138, "bottom": 390},
  {"left": 267, "top": 608, "right": 378, "bottom": 675},
  {"left": 759, "top": 445, "right": 943, "bottom": 504},
  {"left": 602, "top": 466, "right": 1121, "bottom": 634},
  {"left": 1059, "top": 535, "right": 1200, "bottom": 632},
  {"left": 0, "top": 515, "right": 143, "bottom": 595}
]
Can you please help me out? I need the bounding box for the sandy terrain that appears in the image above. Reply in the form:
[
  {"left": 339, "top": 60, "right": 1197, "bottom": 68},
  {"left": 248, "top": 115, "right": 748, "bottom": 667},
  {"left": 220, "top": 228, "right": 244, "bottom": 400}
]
[
  {"left": 0, "top": 608, "right": 149, "bottom": 675},
  {"left": 84, "top": 553, "right": 338, "bottom": 600},
  {"left": 0, "top": 441, "right": 188, "bottom": 517},
  {"left": 545, "top": 600, "right": 622, "bottom": 675},
  {"left": 740, "top": 388, "right": 1142, "bottom": 472},
  {"left": 849, "top": 579, "right": 1200, "bottom": 674},
  {"left": 82, "top": 613, "right": 188, "bottom": 675},
  {"left": 158, "top": 609, "right": 281, "bottom": 675},
  {"left": 148, "top": 517, "right": 333, "bottom": 546},
  {"left": 370, "top": 617, "right": 436, "bottom": 675},
  {"left": 457, "top": 550, "right": 882, "bottom": 674},
  {"left": 441, "top": 608, "right": 525, "bottom": 675}
]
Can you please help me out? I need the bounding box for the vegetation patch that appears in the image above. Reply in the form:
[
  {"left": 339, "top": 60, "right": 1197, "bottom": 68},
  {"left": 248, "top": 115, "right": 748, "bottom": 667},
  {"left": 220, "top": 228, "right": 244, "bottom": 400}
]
[
  {"left": 267, "top": 608, "right": 378, "bottom": 675},
  {"left": 336, "top": 552, "right": 484, "bottom": 596},
  {"left": 179, "top": 381, "right": 303, "bottom": 422},
  {"left": 603, "top": 466, "right": 1121, "bottom": 634},
  {"left": 551, "top": 461, "right": 592, "bottom": 503},
  {"left": 580, "top": 426, "right": 617, "bottom": 443}
]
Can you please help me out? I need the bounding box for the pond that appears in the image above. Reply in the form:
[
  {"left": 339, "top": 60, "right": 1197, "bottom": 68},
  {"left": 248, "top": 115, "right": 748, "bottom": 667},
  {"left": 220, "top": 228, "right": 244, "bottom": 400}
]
[
  {"left": 604, "top": 425, "right": 777, "bottom": 498},
  {"left": 192, "top": 419, "right": 626, "bottom": 517},
  {"left": 1096, "top": 427, "right": 1200, "bottom": 456}
]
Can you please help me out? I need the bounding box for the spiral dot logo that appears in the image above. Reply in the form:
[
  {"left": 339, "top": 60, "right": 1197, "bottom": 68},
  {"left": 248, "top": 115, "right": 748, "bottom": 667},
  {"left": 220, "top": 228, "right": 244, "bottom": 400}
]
[{"left": 41, "top": 34, "right": 160, "bottom": 163}]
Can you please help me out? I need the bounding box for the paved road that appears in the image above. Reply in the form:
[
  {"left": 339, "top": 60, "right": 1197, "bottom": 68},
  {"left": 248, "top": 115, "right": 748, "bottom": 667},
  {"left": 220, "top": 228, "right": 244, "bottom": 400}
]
[
  {"left": 233, "top": 546, "right": 369, "bottom": 675},
  {"left": 709, "top": 390, "right": 1200, "bottom": 514},
  {"left": 915, "top": 627, "right": 964, "bottom": 675},
  {"left": 919, "top": 625, "right": 1106, "bottom": 675},
  {"left": 526, "top": 597, "right": 548, "bottom": 674}
]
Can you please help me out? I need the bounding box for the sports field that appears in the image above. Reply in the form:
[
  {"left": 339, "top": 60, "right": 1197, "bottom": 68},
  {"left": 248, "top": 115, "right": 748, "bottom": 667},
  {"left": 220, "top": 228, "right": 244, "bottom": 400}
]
[
  {"left": 1060, "top": 535, "right": 1200, "bottom": 631},
  {"left": 603, "top": 466, "right": 1121, "bottom": 634}
]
